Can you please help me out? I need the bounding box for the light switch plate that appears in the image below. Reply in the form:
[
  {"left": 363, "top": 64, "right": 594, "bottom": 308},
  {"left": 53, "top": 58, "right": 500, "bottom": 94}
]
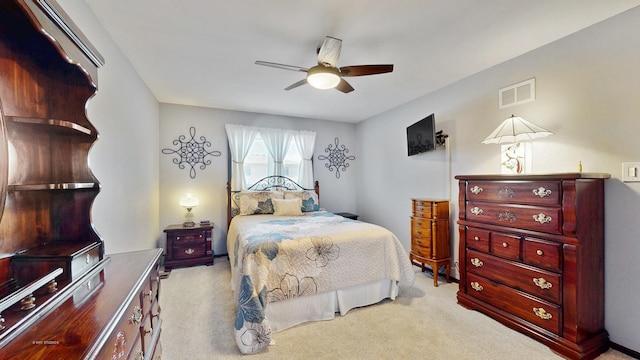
[{"left": 622, "top": 162, "right": 640, "bottom": 182}]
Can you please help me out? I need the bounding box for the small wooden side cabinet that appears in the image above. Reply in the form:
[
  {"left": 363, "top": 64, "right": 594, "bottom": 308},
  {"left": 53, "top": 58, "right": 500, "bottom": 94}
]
[
  {"left": 410, "top": 199, "right": 451, "bottom": 287},
  {"left": 163, "top": 224, "right": 214, "bottom": 271}
]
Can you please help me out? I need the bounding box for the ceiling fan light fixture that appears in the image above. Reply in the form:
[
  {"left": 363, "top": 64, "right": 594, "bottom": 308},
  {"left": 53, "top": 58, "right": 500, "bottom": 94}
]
[{"left": 306, "top": 65, "right": 340, "bottom": 89}]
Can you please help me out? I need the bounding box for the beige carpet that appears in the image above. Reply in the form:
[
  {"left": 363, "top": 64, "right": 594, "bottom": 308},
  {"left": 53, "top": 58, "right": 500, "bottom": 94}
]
[{"left": 160, "top": 258, "right": 632, "bottom": 360}]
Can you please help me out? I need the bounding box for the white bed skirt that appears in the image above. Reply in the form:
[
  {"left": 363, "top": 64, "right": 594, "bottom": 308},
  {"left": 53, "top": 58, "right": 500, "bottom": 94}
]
[{"left": 265, "top": 279, "right": 398, "bottom": 333}]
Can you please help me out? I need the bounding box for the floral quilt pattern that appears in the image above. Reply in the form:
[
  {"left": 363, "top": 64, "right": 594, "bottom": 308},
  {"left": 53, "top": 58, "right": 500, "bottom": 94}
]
[{"left": 227, "top": 211, "right": 415, "bottom": 354}]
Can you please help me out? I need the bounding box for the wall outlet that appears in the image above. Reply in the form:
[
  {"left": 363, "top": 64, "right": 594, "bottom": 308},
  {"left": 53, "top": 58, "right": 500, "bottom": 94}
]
[{"left": 622, "top": 162, "right": 640, "bottom": 182}]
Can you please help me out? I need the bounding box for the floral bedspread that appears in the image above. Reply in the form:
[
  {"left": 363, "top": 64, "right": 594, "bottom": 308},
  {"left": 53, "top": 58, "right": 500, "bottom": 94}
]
[{"left": 226, "top": 211, "right": 415, "bottom": 354}]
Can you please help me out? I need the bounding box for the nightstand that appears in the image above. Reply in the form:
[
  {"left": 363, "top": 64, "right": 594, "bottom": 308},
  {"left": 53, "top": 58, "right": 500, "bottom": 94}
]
[
  {"left": 163, "top": 224, "right": 213, "bottom": 271},
  {"left": 334, "top": 212, "right": 358, "bottom": 220}
]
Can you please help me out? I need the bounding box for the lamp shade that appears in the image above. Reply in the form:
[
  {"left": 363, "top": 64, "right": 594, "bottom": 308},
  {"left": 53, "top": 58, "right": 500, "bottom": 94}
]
[
  {"left": 179, "top": 194, "right": 199, "bottom": 208},
  {"left": 306, "top": 65, "right": 341, "bottom": 89},
  {"left": 481, "top": 115, "right": 553, "bottom": 144}
]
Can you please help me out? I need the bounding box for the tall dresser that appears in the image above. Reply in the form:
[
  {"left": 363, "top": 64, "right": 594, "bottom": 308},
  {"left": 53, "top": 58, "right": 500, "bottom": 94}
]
[
  {"left": 410, "top": 198, "right": 451, "bottom": 287},
  {"left": 456, "top": 173, "right": 610, "bottom": 360}
]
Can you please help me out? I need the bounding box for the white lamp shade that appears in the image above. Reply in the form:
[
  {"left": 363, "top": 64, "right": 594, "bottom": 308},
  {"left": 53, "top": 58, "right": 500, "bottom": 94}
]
[
  {"left": 306, "top": 66, "right": 341, "bottom": 89},
  {"left": 482, "top": 115, "right": 553, "bottom": 144},
  {"left": 179, "top": 194, "right": 199, "bottom": 208}
]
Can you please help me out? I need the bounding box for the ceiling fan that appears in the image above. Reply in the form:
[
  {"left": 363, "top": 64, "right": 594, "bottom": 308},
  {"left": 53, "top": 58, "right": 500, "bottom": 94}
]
[{"left": 255, "top": 36, "right": 393, "bottom": 93}]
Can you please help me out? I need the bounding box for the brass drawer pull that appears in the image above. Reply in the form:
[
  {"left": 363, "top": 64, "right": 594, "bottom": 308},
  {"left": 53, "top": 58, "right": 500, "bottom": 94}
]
[
  {"left": 130, "top": 306, "right": 142, "bottom": 325},
  {"left": 533, "top": 307, "right": 552, "bottom": 320},
  {"left": 533, "top": 187, "right": 552, "bottom": 198},
  {"left": 184, "top": 248, "right": 195, "bottom": 255},
  {"left": 470, "top": 258, "right": 483, "bottom": 267},
  {"left": 470, "top": 207, "right": 483, "bottom": 215},
  {"left": 536, "top": 249, "right": 544, "bottom": 256},
  {"left": 502, "top": 242, "right": 508, "bottom": 248},
  {"left": 470, "top": 282, "right": 483, "bottom": 291},
  {"left": 533, "top": 277, "right": 553, "bottom": 289},
  {"left": 470, "top": 186, "right": 483, "bottom": 194},
  {"left": 533, "top": 213, "right": 552, "bottom": 224}
]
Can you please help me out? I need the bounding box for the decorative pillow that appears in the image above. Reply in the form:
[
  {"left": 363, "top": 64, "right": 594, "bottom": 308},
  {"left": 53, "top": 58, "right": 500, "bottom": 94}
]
[
  {"left": 238, "top": 191, "right": 284, "bottom": 215},
  {"left": 272, "top": 198, "right": 303, "bottom": 216},
  {"left": 283, "top": 190, "right": 319, "bottom": 212}
]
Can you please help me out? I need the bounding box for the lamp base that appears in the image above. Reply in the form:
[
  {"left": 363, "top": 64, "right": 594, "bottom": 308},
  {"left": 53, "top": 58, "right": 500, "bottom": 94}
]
[{"left": 183, "top": 221, "right": 196, "bottom": 227}]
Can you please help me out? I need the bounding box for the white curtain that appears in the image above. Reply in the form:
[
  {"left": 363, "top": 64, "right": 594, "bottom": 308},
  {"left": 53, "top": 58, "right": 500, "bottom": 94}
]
[
  {"left": 293, "top": 130, "right": 316, "bottom": 188},
  {"left": 261, "top": 128, "right": 293, "bottom": 177},
  {"left": 225, "top": 124, "right": 258, "bottom": 190}
]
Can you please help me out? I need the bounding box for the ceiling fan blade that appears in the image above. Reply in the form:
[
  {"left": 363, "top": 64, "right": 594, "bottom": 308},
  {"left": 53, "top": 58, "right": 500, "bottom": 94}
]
[
  {"left": 340, "top": 64, "right": 394, "bottom": 77},
  {"left": 335, "top": 79, "right": 354, "bottom": 93},
  {"left": 255, "top": 61, "right": 308, "bottom": 72},
  {"left": 317, "top": 36, "right": 342, "bottom": 67},
  {"left": 284, "top": 79, "right": 308, "bottom": 91}
]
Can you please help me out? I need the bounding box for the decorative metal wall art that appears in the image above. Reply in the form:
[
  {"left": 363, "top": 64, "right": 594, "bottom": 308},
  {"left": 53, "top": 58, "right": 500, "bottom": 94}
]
[
  {"left": 162, "top": 127, "right": 221, "bottom": 179},
  {"left": 318, "top": 137, "right": 355, "bottom": 179}
]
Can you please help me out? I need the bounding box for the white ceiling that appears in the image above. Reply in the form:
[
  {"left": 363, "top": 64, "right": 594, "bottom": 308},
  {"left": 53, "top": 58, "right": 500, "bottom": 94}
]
[{"left": 84, "top": 0, "right": 640, "bottom": 123}]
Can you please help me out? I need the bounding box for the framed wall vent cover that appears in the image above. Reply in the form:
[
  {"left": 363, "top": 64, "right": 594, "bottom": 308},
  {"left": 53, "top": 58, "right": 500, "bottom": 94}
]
[{"left": 499, "top": 78, "right": 535, "bottom": 108}]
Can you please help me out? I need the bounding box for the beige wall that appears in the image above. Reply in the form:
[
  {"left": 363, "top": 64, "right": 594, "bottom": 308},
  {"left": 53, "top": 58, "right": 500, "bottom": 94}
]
[{"left": 357, "top": 6, "right": 640, "bottom": 352}]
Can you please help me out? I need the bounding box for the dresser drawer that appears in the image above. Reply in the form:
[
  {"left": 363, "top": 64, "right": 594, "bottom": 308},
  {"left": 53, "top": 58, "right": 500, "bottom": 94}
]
[
  {"left": 523, "top": 238, "right": 562, "bottom": 272},
  {"left": 169, "top": 231, "right": 206, "bottom": 244},
  {"left": 490, "top": 232, "right": 521, "bottom": 261},
  {"left": 412, "top": 200, "right": 449, "bottom": 219},
  {"left": 172, "top": 243, "right": 206, "bottom": 260},
  {"left": 465, "top": 202, "right": 563, "bottom": 234},
  {"left": 466, "top": 250, "right": 562, "bottom": 303},
  {"left": 466, "top": 273, "right": 562, "bottom": 335},
  {"left": 466, "top": 181, "right": 561, "bottom": 206},
  {"left": 97, "top": 298, "right": 144, "bottom": 360},
  {"left": 465, "top": 227, "right": 490, "bottom": 253}
]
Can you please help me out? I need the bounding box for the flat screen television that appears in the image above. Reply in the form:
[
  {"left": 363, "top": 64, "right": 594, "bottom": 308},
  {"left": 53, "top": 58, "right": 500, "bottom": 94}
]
[{"left": 407, "top": 113, "right": 436, "bottom": 156}]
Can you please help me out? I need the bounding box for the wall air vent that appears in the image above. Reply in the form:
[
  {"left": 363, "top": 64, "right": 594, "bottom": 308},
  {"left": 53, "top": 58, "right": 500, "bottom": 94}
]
[{"left": 499, "top": 78, "right": 535, "bottom": 108}]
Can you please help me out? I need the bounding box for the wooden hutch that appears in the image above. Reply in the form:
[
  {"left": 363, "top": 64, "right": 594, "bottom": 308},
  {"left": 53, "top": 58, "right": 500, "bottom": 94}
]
[{"left": 0, "top": 1, "right": 162, "bottom": 359}]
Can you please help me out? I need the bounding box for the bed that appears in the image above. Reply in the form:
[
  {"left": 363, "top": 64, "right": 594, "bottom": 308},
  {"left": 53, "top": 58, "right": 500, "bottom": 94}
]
[{"left": 226, "top": 176, "right": 415, "bottom": 354}]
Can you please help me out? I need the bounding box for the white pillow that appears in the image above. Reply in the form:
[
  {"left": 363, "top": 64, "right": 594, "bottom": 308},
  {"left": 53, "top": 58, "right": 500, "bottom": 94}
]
[{"left": 273, "top": 198, "right": 303, "bottom": 216}]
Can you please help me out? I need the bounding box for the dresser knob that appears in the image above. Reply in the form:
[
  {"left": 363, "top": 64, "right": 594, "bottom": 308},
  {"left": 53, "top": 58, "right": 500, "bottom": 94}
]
[
  {"left": 502, "top": 242, "right": 508, "bottom": 248},
  {"left": 470, "top": 258, "right": 483, "bottom": 267},
  {"left": 533, "top": 187, "right": 552, "bottom": 198},
  {"left": 130, "top": 306, "right": 142, "bottom": 325},
  {"left": 536, "top": 249, "right": 544, "bottom": 256},
  {"left": 533, "top": 307, "right": 552, "bottom": 320},
  {"left": 470, "top": 207, "right": 483, "bottom": 216},
  {"left": 470, "top": 282, "right": 483, "bottom": 291},
  {"left": 532, "top": 213, "right": 552, "bottom": 224},
  {"left": 86, "top": 253, "right": 91, "bottom": 264},
  {"left": 473, "top": 236, "right": 480, "bottom": 241},
  {"left": 533, "top": 277, "right": 553, "bottom": 289},
  {"left": 470, "top": 186, "right": 483, "bottom": 194}
]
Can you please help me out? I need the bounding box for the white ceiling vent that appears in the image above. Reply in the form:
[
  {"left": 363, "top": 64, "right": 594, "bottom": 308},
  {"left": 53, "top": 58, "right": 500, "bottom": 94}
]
[{"left": 499, "top": 78, "right": 535, "bottom": 108}]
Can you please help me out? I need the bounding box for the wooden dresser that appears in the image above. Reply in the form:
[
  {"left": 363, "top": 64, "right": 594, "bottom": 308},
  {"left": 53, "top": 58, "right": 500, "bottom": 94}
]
[
  {"left": 0, "top": 2, "right": 163, "bottom": 358},
  {"left": 2, "top": 249, "right": 163, "bottom": 359},
  {"left": 456, "top": 173, "right": 610, "bottom": 359},
  {"left": 410, "top": 198, "right": 451, "bottom": 287},
  {"left": 163, "top": 224, "right": 214, "bottom": 271}
]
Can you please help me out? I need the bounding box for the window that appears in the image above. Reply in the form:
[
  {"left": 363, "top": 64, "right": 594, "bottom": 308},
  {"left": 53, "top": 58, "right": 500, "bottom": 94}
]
[{"left": 243, "top": 134, "right": 302, "bottom": 186}]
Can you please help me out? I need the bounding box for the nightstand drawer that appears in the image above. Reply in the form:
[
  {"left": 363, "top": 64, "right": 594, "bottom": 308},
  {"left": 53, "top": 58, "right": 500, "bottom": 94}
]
[
  {"left": 173, "top": 244, "right": 206, "bottom": 260},
  {"left": 170, "top": 231, "right": 206, "bottom": 244}
]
